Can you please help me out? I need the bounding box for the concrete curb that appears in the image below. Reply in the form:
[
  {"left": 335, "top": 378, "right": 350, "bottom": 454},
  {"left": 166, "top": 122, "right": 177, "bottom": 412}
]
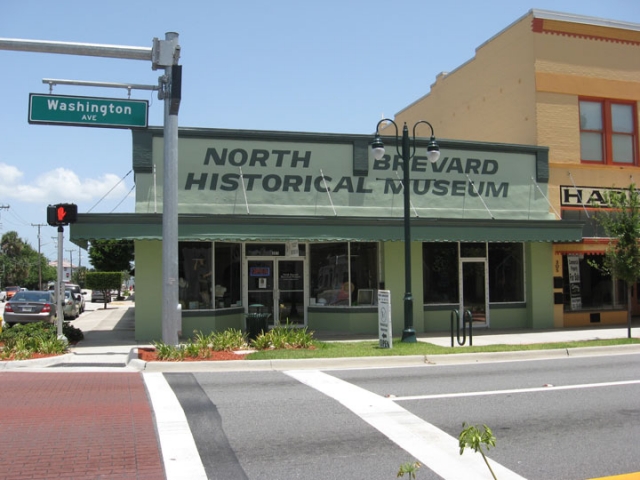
[
  {"left": 4, "top": 344, "right": 640, "bottom": 372},
  {"left": 131, "top": 343, "right": 640, "bottom": 372},
  {"left": 0, "top": 353, "right": 74, "bottom": 370}
]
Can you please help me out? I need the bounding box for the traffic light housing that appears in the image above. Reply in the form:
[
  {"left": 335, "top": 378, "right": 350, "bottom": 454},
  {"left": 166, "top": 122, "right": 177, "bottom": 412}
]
[{"left": 47, "top": 203, "right": 78, "bottom": 226}]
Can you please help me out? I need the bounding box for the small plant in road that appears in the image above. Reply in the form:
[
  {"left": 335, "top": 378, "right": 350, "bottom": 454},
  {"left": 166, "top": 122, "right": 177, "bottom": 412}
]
[
  {"left": 459, "top": 422, "right": 498, "bottom": 480},
  {"left": 397, "top": 461, "right": 421, "bottom": 478}
]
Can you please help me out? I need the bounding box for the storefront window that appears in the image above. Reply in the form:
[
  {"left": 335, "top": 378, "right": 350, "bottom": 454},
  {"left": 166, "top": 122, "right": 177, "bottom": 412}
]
[
  {"left": 488, "top": 243, "right": 524, "bottom": 302},
  {"left": 423, "top": 243, "right": 459, "bottom": 304},
  {"left": 310, "top": 242, "right": 378, "bottom": 306},
  {"left": 350, "top": 243, "right": 379, "bottom": 305},
  {"left": 214, "top": 243, "right": 241, "bottom": 308},
  {"left": 423, "top": 242, "right": 525, "bottom": 304},
  {"left": 179, "top": 242, "right": 242, "bottom": 310},
  {"left": 562, "top": 254, "right": 626, "bottom": 311},
  {"left": 179, "top": 242, "right": 213, "bottom": 310}
]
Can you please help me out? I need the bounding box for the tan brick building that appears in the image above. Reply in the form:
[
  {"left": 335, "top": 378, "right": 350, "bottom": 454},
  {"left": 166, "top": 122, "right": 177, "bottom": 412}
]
[{"left": 390, "top": 10, "right": 640, "bottom": 328}]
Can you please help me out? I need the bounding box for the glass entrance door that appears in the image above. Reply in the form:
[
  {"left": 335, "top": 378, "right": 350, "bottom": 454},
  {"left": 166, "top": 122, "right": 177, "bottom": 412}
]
[
  {"left": 277, "top": 259, "right": 304, "bottom": 326},
  {"left": 247, "top": 260, "right": 275, "bottom": 325},
  {"left": 460, "top": 260, "right": 489, "bottom": 327},
  {"left": 246, "top": 258, "right": 306, "bottom": 327}
]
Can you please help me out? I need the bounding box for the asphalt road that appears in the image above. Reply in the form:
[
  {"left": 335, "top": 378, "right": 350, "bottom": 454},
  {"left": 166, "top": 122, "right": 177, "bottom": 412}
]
[{"left": 167, "top": 353, "right": 640, "bottom": 480}]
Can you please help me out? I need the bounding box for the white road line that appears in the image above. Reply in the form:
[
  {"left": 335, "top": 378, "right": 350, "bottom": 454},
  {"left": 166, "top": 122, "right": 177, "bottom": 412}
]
[
  {"left": 393, "top": 379, "right": 640, "bottom": 401},
  {"left": 143, "top": 372, "right": 208, "bottom": 480},
  {"left": 286, "top": 369, "right": 526, "bottom": 480}
]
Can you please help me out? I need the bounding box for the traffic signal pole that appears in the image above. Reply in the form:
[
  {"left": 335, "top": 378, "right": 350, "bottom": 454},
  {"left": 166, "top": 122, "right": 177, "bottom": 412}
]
[
  {"left": 56, "top": 226, "right": 64, "bottom": 339},
  {"left": 1, "top": 34, "right": 182, "bottom": 345}
]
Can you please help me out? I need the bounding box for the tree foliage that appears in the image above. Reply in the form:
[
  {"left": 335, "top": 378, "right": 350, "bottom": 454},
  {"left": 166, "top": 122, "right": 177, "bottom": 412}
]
[
  {"left": 88, "top": 239, "right": 134, "bottom": 273},
  {"left": 85, "top": 272, "right": 121, "bottom": 309},
  {"left": 0, "top": 231, "right": 55, "bottom": 289},
  {"left": 591, "top": 183, "right": 640, "bottom": 338}
]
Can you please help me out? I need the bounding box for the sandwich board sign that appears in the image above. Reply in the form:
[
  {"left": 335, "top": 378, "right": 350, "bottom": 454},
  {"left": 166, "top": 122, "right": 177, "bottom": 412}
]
[{"left": 378, "top": 290, "right": 392, "bottom": 349}]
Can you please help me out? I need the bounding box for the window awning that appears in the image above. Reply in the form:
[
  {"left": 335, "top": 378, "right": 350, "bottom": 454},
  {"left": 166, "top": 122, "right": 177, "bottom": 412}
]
[
  {"left": 554, "top": 239, "right": 610, "bottom": 256},
  {"left": 70, "top": 213, "right": 584, "bottom": 248}
]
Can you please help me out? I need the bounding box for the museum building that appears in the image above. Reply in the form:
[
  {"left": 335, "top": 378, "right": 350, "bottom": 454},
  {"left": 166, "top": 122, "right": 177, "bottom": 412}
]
[{"left": 71, "top": 126, "right": 582, "bottom": 341}]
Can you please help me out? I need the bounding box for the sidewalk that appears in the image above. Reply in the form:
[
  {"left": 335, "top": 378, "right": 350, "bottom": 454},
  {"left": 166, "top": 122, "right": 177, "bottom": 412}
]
[
  {"left": 2, "top": 304, "right": 639, "bottom": 372},
  {"left": 0, "top": 371, "right": 165, "bottom": 480}
]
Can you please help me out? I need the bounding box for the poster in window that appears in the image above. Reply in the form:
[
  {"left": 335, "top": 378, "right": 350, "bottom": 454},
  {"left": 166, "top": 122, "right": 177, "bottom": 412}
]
[
  {"left": 286, "top": 241, "right": 299, "bottom": 257},
  {"left": 567, "top": 255, "right": 582, "bottom": 310}
]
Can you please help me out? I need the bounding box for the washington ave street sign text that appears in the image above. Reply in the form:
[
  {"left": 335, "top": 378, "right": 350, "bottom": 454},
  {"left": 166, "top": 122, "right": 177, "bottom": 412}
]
[{"left": 29, "top": 94, "right": 148, "bottom": 129}]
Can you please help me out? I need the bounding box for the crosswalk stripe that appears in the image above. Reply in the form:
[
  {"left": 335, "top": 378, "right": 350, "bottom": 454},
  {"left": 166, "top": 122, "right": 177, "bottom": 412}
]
[
  {"left": 286, "top": 369, "right": 527, "bottom": 480},
  {"left": 143, "top": 372, "right": 208, "bottom": 480}
]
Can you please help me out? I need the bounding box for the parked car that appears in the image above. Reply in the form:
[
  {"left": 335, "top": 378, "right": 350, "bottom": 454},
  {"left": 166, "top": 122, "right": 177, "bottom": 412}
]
[
  {"left": 3, "top": 290, "right": 57, "bottom": 326},
  {"left": 91, "top": 289, "right": 111, "bottom": 303},
  {"left": 65, "top": 284, "right": 86, "bottom": 314},
  {"left": 62, "top": 290, "right": 80, "bottom": 320},
  {"left": 5, "top": 286, "right": 21, "bottom": 300},
  {"left": 48, "top": 283, "right": 86, "bottom": 314}
]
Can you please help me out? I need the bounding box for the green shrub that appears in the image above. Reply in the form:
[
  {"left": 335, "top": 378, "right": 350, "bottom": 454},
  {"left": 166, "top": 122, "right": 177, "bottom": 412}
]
[
  {"left": 63, "top": 323, "right": 84, "bottom": 343},
  {"left": 209, "top": 329, "right": 247, "bottom": 351},
  {"left": 152, "top": 341, "right": 187, "bottom": 360},
  {"left": 0, "top": 322, "right": 73, "bottom": 358},
  {"left": 250, "top": 324, "right": 315, "bottom": 350}
]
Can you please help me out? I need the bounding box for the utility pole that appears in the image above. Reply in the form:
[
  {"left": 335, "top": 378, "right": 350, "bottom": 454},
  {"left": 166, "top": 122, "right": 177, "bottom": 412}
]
[
  {"left": 66, "top": 249, "right": 74, "bottom": 282},
  {"left": 32, "top": 223, "right": 46, "bottom": 289},
  {"left": 0, "top": 205, "right": 10, "bottom": 289},
  {"left": 0, "top": 204, "right": 9, "bottom": 236}
]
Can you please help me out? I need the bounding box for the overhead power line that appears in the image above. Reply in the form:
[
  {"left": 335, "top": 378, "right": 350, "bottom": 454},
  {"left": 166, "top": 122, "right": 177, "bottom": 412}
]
[{"left": 87, "top": 170, "right": 132, "bottom": 213}]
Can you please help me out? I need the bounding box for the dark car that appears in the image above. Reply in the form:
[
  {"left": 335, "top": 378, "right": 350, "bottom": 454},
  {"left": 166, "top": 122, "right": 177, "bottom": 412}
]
[
  {"left": 91, "top": 289, "right": 111, "bottom": 303},
  {"left": 3, "top": 290, "right": 57, "bottom": 326}
]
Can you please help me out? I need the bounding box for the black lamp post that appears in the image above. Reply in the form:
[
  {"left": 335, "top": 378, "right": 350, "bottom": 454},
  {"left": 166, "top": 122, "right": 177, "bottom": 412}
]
[{"left": 371, "top": 119, "right": 440, "bottom": 342}]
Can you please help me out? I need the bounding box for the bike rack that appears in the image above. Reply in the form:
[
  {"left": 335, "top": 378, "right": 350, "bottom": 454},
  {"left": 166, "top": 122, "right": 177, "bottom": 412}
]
[{"left": 450, "top": 309, "right": 473, "bottom": 347}]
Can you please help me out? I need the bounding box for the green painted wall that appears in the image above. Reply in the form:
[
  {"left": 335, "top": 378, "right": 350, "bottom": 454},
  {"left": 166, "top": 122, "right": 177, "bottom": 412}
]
[
  {"left": 134, "top": 240, "right": 163, "bottom": 341},
  {"left": 182, "top": 313, "right": 244, "bottom": 337},
  {"left": 526, "top": 242, "right": 555, "bottom": 328},
  {"left": 308, "top": 309, "right": 378, "bottom": 334},
  {"left": 489, "top": 307, "right": 528, "bottom": 329},
  {"left": 382, "top": 241, "right": 425, "bottom": 333}
]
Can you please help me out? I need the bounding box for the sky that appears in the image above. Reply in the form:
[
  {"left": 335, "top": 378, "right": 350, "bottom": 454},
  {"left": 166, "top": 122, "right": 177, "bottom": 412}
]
[{"left": 1, "top": 0, "right": 639, "bottom": 264}]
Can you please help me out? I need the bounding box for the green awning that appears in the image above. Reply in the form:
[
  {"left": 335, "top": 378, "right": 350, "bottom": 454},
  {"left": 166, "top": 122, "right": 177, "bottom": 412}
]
[{"left": 70, "top": 213, "right": 584, "bottom": 248}]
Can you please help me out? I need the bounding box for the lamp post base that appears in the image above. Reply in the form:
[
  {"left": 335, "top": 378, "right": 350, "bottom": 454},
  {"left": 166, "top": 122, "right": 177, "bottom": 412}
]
[{"left": 401, "top": 328, "right": 417, "bottom": 343}]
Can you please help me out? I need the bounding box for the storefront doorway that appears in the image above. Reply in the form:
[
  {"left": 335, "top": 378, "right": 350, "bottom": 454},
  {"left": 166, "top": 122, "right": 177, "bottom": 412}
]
[
  {"left": 245, "top": 258, "right": 306, "bottom": 327},
  {"left": 460, "top": 259, "right": 489, "bottom": 327}
]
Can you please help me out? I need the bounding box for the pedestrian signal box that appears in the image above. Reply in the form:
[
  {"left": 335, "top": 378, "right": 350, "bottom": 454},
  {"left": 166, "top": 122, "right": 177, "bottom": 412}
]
[{"left": 47, "top": 203, "right": 78, "bottom": 226}]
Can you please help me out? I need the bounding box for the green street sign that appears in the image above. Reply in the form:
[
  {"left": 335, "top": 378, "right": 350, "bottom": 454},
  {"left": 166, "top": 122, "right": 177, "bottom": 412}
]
[{"left": 28, "top": 94, "right": 148, "bottom": 129}]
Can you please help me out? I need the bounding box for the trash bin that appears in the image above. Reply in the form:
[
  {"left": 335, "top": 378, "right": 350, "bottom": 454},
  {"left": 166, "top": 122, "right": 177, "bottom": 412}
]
[
  {"left": 245, "top": 312, "right": 269, "bottom": 340},
  {"left": 246, "top": 304, "right": 270, "bottom": 340}
]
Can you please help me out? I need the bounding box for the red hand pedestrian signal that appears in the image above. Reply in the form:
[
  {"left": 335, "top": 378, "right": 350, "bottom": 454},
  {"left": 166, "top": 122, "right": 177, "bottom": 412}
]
[
  {"left": 47, "top": 203, "right": 78, "bottom": 226},
  {"left": 57, "top": 206, "right": 67, "bottom": 222}
]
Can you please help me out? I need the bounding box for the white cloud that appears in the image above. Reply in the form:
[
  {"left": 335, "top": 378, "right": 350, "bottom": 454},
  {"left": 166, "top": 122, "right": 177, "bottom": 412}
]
[{"left": 0, "top": 163, "right": 128, "bottom": 204}]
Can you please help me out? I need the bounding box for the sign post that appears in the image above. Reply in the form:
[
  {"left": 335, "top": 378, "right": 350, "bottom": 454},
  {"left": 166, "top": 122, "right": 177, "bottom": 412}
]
[{"left": 378, "top": 290, "right": 392, "bottom": 349}]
